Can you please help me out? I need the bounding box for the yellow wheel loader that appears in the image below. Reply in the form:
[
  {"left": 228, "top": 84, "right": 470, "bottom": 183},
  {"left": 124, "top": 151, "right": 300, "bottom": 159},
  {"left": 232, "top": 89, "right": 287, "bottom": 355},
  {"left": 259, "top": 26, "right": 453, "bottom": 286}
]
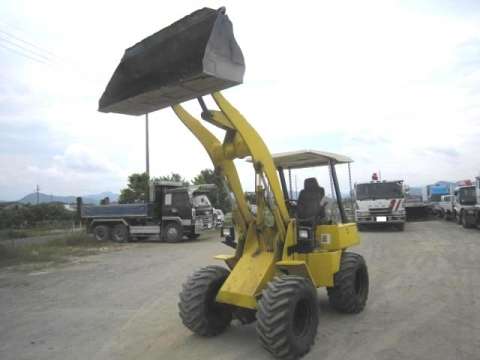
[{"left": 99, "top": 7, "right": 369, "bottom": 359}]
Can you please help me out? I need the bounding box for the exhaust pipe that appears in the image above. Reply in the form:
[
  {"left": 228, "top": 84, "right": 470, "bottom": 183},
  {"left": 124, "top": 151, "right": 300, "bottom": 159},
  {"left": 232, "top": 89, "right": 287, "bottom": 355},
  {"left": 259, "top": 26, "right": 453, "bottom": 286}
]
[{"left": 99, "top": 7, "right": 245, "bottom": 116}]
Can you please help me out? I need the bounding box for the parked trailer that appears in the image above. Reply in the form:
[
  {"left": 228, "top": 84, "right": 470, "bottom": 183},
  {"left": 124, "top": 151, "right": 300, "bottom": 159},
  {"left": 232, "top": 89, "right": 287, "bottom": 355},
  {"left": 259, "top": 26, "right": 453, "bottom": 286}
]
[
  {"left": 81, "top": 181, "right": 215, "bottom": 243},
  {"left": 405, "top": 192, "right": 429, "bottom": 220}
]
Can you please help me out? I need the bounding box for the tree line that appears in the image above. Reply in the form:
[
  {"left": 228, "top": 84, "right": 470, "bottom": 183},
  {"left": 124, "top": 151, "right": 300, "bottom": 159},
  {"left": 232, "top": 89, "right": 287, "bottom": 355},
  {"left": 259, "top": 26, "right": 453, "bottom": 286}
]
[
  {"left": 119, "top": 169, "right": 231, "bottom": 212},
  {"left": 0, "top": 203, "right": 75, "bottom": 230}
]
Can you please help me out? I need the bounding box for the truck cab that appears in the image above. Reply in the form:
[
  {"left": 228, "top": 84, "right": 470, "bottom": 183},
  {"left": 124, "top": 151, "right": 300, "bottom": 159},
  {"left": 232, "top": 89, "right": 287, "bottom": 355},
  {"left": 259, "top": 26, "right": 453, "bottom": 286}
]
[
  {"left": 453, "top": 185, "right": 477, "bottom": 228},
  {"left": 81, "top": 181, "right": 214, "bottom": 243},
  {"left": 354, "top": 178, "right": 406, "bottom": 230},
  {"left": 438, "top": 194, "right": 455, "bottom": 220}
]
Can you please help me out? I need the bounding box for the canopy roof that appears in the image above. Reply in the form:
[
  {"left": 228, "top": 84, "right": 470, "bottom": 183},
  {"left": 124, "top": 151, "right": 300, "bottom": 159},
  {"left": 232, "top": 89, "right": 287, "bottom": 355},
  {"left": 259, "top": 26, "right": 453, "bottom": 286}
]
[{"left": 267, "top": 149, "right": 353, "bottom": 169}]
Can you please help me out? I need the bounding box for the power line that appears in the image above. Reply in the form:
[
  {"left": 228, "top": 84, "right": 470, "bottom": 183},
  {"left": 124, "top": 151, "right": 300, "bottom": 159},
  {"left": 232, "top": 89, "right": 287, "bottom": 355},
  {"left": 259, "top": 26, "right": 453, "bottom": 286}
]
[
  {"left": 0, "top": 28, "right": 57, "bottom": 58},
  {"left": 0, "top": 41, "right": 48, "bottom": 65},
  {"left": 0, "top": 34, "right": 56, "bottom": 64}
]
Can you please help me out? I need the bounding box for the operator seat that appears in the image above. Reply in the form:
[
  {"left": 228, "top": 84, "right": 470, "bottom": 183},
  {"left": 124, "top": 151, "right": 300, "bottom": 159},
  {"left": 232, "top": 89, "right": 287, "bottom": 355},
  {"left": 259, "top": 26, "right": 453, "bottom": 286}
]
[{"left": 296, "top": 177, "right": 326, "bottom": 224}]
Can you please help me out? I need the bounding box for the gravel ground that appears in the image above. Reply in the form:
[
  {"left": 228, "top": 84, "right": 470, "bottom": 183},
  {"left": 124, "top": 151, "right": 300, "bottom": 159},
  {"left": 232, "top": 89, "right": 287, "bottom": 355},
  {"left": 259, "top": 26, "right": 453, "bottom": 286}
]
[{"left": 0, "top": 221, "right": 479, "bottom": 360}]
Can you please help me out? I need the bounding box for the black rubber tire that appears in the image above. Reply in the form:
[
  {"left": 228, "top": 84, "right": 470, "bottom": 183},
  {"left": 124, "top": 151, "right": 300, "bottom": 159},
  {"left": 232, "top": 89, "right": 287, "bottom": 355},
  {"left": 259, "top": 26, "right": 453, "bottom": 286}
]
[
  {"left": 461, "top": 212, "right": 474, "bottom": 229},
  {"left": 187, "top": 233, "right": 201, "bottom": 240},
  {"left": 93, "top": 225, "right": 110, "bottom": 241},
  {"left": 256, "top": 275, "right": 318, "bottom": 360},
  {"left": 178, "top": 265, "right": 232, "bottom": 336},
  {"left": 327, "top": 252, "right": 369, "bottom": 314},
  {"left": 456, "top": 211, "right": 462, "bottom": 224},
  {"left": 397, "top": 223, "right": 405, "bottom": 231},
  {"left": 112, "top": 223, "right": 129, "bottom": 242},
  {"left": 163, "top": 222, "right": 183, "bottom": 243}
]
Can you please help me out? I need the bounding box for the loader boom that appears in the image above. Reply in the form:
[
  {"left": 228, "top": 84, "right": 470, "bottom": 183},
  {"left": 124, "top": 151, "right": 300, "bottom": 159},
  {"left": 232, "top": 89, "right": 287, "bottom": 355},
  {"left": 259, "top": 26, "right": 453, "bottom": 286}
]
[{"left": 172, "top": 92, "right": 291, "bottom": 309}]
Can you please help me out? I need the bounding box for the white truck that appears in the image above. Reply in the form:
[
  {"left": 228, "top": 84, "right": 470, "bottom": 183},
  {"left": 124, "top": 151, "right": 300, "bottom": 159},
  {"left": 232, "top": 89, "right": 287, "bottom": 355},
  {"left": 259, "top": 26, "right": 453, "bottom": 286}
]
[
  {"left": 355, "top": 179, "right": 406, "bottom": 231},
  {"left": 437, "top": 194, "right": 455, "bottom": 220},
  {"left": 453, "top": 182, "right": 478, "bottom": 228}
]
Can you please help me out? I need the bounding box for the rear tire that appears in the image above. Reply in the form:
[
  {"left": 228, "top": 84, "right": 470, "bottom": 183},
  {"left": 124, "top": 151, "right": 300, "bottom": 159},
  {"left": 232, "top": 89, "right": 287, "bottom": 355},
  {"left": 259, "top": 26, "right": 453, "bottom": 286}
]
[
  {"left": 93, "top": 225, "right": 110, "bottom": 241},
  {"left": 327, "top": 252, "right": 369, "bottom": 313},
  {"left": 163, "top": 222, "right": 183, "bottom": 243},
  {"left": 178, "top": 265, "right": 232, "bottom": 336},
  {"left": 112, "top": 223, "right": 129, "bottom": 242},
  {"left": 397, "top": 223, "right": 405, "bottom": 231},
  {"left": 187, "top": 233, "right": 201, "bottom": 240},
  {"left": 256, "top": 275, "right": 318, "bottom": 360}
]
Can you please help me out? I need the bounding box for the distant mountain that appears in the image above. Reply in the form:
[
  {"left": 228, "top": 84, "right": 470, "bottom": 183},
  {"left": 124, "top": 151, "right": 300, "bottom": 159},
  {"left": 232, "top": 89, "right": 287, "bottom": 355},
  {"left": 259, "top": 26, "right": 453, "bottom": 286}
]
[{"left": 18, "top": 191, "right": 119, "bottom": 205}]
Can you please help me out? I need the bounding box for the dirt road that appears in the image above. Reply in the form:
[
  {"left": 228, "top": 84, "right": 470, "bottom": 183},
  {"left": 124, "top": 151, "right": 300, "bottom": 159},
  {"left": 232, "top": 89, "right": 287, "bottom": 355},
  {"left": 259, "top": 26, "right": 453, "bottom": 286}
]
[{"left": 0, "top": 221, "right": 479, "bottom": 360}]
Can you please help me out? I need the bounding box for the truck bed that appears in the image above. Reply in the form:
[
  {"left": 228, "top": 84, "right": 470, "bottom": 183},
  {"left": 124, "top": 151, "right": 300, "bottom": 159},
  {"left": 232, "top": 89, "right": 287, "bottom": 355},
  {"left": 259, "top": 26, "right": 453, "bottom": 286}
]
[{"left": 81, "top": 203, "right": 152, "bottom": 218}]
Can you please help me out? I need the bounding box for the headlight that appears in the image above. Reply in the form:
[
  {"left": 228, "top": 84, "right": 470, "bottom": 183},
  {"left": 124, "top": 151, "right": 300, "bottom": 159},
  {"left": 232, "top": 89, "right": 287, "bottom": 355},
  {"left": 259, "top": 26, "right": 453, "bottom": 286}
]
[{"left": 298, "top": 229, "right": 309, "bottom": 239}]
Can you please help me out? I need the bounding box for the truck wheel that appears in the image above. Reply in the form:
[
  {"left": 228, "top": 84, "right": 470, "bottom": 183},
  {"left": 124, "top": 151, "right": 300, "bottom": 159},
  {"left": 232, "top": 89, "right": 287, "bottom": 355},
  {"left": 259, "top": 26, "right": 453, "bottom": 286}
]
[
  {"left": 187, "top": 233, "right": 200, "bottom": 240},
  {"left": 163, "top": 222, "right": 183, "bottom": 243},
  {"left": 327, "top": 252, "right": 369, "bottom": 313},
  {"left": 93, "top": 225, "right": 110, "bottom": 241},
  {"left": 178, "top": 265, "right": 232, "bottom": 336},
  {"left": 256, "top": 275, "right": 318, "bottom": 360},
  {"left": 397, "top": 223, "right": 405, "bottom": 231},
  {"left": 112, "top": 223, "right": 129, "bottom": 242},
  {"left": 456, "top": 211, "right": 462, "bottom": 224},
  {"left": 461, "top": 213, "right": 474, "bottom": 229}
]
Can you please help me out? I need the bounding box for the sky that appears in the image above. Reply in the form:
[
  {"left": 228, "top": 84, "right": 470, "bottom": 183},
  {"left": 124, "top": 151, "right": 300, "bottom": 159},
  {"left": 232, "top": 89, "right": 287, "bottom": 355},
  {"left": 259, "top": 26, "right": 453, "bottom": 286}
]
[{"left": 0, "top": 0, "right": 480, "bottom": 201}]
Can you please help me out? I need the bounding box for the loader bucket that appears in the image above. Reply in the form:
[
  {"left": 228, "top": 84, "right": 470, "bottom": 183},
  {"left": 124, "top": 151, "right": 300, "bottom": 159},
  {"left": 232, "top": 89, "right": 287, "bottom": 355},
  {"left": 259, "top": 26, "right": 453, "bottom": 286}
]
[{"left": 99, "top": 7, "right": 245, "bottom": 116}]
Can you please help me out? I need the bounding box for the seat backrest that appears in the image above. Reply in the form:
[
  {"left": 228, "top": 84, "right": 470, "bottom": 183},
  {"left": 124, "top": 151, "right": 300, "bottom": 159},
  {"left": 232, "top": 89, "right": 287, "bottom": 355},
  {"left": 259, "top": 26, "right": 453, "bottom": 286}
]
[{"left": 296, "top": 178, "right": 325, "bottom": 223}]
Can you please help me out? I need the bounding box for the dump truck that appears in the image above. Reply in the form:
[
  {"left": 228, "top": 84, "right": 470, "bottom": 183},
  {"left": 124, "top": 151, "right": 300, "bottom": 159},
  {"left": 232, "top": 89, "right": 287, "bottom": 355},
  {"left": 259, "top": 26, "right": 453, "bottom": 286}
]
[
  {"left": 97, "top": 7, "right": 369, "bottom": 359},
  {"left": 81, "top": 181, "right": 214, "bottom": 242},
  {"left": 354, "top": 177, "right": 406, "bottom": 230}
]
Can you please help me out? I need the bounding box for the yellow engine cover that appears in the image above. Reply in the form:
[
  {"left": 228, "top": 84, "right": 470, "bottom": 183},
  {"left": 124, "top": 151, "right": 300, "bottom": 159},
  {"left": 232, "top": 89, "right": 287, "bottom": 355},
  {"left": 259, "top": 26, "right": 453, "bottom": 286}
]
[{"left": 315, "top": 223, "right": 359, "bottom": 251}]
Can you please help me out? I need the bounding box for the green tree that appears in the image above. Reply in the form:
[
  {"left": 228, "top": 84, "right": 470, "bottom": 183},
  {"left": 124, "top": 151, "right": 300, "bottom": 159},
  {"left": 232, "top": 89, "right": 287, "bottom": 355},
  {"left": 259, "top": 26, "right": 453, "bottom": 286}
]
[
  {"left": 118, "top": 172, "right": 149, "bottom": 204},
  {"left": 193, "top": 169, "right": 231, "bottom": 212},
  {"left": 155, "top": 173, "right": 189, "bottom": 186}
]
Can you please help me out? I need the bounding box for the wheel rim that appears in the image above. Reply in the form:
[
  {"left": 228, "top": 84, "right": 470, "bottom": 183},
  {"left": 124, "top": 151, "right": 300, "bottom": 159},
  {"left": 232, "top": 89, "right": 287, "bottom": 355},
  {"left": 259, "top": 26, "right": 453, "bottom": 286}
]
[
  {"left": 96, "top": 228, "right": 105, "bottom": 240},
  {"left": 167, "top": 227, "right": 178, "bottom": 241},
  {"left": 292, "top": 298, "right": 312, "bottom": 337},
  {"left": 114, "top": 228, "right": 124, "bottom": 241}
]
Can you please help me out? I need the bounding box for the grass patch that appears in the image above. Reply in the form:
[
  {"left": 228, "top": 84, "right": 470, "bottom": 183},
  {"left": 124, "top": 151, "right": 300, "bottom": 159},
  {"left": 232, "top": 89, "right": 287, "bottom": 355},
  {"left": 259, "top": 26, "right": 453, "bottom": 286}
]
[
  {"left": 0, "top": 231, "right": 117, "bottom": 268},
  {"left": 0, "top": 228, "right": 67, "bottom": 241}
]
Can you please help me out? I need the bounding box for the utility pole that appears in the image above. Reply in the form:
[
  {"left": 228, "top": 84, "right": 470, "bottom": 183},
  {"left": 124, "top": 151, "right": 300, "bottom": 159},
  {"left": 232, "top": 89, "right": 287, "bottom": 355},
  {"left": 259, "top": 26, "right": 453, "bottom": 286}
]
[
  {"left": 35, "top": 184, "right": 40, "bottom": 205},
  {"left": 145, "top": 113, "right": 150, "bottom": 202}
]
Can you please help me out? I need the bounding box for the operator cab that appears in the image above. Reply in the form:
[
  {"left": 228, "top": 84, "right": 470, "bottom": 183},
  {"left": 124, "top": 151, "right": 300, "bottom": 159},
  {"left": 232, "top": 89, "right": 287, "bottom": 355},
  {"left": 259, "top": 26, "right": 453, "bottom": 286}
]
[{"left": 269, "top": 150, "right": 354, "bottom": 252}]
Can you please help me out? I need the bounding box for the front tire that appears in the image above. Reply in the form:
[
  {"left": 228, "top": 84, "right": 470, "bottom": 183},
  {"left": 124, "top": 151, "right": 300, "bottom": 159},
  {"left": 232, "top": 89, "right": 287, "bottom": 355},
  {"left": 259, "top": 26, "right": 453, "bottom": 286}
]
[
  {"left": 178, "top": 265, "right": 232, "bottom": 336},
  {"left": 456, "top": 211, "right": 462, "bottom": 224},
  {"left": 163, "top": 222, "right": 183, "bottom": 243},
  {"left": 461, "top": 212, "right": 474, "bottom": 228},
  {"left": 327, "top": 252, "right": 369, "bottom": 313},
  {"left": 256, "top": 275, "right": 318, "bottom": 360}
]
